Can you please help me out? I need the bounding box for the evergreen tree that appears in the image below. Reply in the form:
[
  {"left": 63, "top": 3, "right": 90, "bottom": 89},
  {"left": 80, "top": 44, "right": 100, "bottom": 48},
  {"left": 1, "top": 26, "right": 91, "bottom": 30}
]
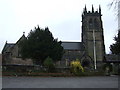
[
  {"left": 19, "top": 26, "right": 64, "bottom": 65},
  {"left": 110, "top": 30, "right": 120, "bottom": 54}
]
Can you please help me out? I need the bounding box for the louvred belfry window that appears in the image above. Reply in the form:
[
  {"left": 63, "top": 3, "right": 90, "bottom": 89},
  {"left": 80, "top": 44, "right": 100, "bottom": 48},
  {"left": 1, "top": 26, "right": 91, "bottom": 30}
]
[
  {"left": 94, "top": 18, "right": 99, "bottom": 29},
  {"left": 89, "top": 18, "right": 93, "bottom": 29}
]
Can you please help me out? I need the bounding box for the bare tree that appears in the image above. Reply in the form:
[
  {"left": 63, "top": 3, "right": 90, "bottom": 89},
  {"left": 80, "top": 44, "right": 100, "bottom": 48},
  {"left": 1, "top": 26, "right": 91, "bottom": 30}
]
[
  {"left": 108, "top": 0, "right": 119, "bottom": 16},
  {"left": 109, "top": 0, "right": 120, "bottom": 29},
  {"left": 108, "top": 0, "right": 119, "bottom": 9}
]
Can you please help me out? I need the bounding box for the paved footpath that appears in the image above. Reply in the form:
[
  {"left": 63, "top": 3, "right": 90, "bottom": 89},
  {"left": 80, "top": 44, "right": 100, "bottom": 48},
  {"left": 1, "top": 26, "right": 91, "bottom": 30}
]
[{"left": 2, "top": 76, "right": 119, "bottom": 88}]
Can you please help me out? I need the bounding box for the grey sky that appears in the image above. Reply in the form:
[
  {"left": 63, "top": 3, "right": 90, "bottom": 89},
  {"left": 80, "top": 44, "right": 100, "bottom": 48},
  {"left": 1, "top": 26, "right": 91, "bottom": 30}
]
[{"left": 0, "top": 0, "right": 118, "bottom": 54}]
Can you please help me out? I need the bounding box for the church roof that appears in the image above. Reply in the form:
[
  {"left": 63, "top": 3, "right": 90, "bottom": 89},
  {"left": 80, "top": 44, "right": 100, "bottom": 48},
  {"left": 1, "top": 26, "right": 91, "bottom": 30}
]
[
  {"left": 61, "top": 42, "right": 85, "bottom": 51},
  {"left": 2, "top": 41, "right": 85, "bottom": 53},
  {"left": 2, "top": 43, "right": 15, "bottom": 53},
  {"left": 2, "top": 33, "right": 25, "bottom": 53},
  {"left": 105, "top": 54, "right": 120, "bottom": 62}
]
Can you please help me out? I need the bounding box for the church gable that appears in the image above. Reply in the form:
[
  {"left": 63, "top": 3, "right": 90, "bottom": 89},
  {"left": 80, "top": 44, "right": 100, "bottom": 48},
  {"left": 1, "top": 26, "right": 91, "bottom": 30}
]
[
  {"left": 2, "top": 33, "right": 27, "bottom": 65},
  {"left": 2, "top": 42, "right": 15, "bottom": 54},
  {"left": 16, "top": 33, "right": 26, "bottom": 45}
]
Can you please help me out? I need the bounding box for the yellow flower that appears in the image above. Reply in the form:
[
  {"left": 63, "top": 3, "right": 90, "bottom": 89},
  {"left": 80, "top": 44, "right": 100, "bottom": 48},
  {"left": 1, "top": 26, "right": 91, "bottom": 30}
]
[{"left": 70, "top": 59, "right": 84, "bottom": 72}]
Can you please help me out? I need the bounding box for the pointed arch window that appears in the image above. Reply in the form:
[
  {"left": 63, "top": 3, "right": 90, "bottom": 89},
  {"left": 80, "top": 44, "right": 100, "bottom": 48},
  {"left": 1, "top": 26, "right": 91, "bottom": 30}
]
[
  {"left": 89, "top": 18, "right": 93, "bottom": 29},
  {"left": 94, "top": 18, "right": 99, "bottom": 29}
]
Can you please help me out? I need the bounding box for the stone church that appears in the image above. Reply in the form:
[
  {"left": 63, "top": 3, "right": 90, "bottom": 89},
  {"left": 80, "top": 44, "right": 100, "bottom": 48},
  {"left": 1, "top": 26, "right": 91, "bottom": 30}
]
[{"left": 2, "top": 5, "right": 106, "bottom": 69}]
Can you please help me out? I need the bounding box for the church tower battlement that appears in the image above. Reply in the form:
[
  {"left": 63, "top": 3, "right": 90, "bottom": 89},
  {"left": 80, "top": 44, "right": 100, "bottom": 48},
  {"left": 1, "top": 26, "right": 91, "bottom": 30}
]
[{"left": 81, "top": 5, "right": 105, "bottom": 69}]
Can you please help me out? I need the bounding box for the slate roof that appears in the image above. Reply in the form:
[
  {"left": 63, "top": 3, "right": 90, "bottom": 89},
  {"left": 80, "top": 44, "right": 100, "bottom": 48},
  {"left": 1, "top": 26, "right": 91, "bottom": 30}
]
[
  {"left": 61, "top": 42, "right": 85, "bottom": 51},
  {"left": 2, "top": 34, "right": 25, "bottom": 54},
  {"left": 2, "top": 43, "right": 15, "bottom": 53},
  {"left": 2, "top": 41, "right": 85, "bottom": 53},
  {"left": 105, "top": 54, "right": 120, "bottom": 63}
]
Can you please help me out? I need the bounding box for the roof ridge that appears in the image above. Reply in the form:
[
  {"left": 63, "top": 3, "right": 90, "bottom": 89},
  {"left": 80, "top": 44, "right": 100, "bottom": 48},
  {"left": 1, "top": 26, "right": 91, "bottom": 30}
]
[
  {"left": 6, "top": 43, "right": 15, "bottom": 44},
  {"left": 61, "top": 41, "right": 82, "bottom": 43}
]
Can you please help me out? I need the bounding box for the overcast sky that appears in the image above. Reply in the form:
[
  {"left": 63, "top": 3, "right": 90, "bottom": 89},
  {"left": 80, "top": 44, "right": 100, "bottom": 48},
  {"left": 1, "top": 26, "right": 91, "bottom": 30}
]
[{"left": 0, "top": 0, "right": 118, "bottom": 54}]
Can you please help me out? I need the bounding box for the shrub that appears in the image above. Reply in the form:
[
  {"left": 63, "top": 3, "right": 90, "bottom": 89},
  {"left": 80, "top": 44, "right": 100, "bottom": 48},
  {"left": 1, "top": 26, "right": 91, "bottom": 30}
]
[
  {"left": 103, "top": 63, "right": 113, "bottom": 72},
  {"left": 102, "top": 63, "right": 113, "bottom": 75},
  {"left": 43, "top": 56, "right": 55, "bottom": 72},
  {"left": 70, "top": 59, "right": 84, "bottom": 75}
]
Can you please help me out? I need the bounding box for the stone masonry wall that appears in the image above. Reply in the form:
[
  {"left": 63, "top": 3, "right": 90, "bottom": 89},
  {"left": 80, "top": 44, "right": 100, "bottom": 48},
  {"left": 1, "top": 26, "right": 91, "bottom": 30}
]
[
  {"left": 8, "top": 58, "right": 33, "bottom": 65},
  {"left": 0, "top": 54, "right": 2, "bottom": 65}
]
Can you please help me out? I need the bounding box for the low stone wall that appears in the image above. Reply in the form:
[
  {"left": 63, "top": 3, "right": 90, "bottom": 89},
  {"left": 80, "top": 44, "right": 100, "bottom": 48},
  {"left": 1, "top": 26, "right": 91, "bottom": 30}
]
[
  {"left": 2, "top": 64, "right": 35, "bottom": 72},
  {"left": 55, "top": 67, "right": 70, "bottom": 73},
  {"left": 2, "top": 64, "right": 71, "bottom": 74}
]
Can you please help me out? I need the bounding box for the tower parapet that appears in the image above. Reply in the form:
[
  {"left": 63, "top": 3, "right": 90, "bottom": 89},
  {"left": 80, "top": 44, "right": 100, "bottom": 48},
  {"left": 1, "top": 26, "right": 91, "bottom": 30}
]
[{"left": 82, "top": 5, "right": 102, "bottom": 17}]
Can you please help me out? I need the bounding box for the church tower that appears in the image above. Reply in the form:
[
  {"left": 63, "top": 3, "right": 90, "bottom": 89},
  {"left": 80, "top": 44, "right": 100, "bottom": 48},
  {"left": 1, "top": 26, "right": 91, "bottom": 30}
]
[{"left": 81, "top": 5, "right": 105, "bottom": 69}]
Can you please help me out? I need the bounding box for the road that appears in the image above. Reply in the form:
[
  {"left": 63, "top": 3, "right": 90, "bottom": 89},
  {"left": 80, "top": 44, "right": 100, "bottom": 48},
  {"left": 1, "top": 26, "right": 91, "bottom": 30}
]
[{"left": 2, "top": 76, "right": 118, "bottom": 88}]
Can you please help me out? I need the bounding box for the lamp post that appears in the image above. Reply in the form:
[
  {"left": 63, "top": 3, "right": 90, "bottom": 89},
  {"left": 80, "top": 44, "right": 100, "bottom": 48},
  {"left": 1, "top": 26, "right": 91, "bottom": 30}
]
[{"left": 93, "top": 29, "right": 97, "bottom": 70}]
